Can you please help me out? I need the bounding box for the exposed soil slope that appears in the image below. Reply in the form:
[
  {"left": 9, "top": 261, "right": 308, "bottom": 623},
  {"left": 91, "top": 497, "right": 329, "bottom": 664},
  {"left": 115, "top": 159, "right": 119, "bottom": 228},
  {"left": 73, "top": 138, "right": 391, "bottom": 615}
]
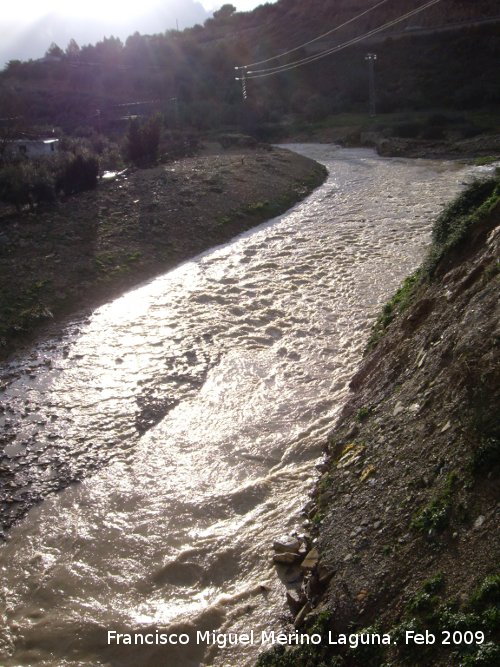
[{"left": 258, "top": 179, "right": 500, "bottom": 666}]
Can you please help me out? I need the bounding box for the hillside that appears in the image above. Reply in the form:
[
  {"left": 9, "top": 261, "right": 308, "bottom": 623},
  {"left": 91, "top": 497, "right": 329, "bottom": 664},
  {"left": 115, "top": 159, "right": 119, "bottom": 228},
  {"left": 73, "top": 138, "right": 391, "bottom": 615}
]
[
  {"left": 256, "top": 176, "right": 500, "bottom": 666},
  {"left": 1, "top": 0, "right": 499, "bottom": 135}
]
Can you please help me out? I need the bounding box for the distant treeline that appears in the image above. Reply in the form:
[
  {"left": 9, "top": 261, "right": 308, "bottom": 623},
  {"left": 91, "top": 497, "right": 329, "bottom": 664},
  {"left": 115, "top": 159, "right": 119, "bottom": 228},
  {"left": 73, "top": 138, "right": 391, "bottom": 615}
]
[{"left": 0, "top": 0, "right": 499, "bottom": 135}]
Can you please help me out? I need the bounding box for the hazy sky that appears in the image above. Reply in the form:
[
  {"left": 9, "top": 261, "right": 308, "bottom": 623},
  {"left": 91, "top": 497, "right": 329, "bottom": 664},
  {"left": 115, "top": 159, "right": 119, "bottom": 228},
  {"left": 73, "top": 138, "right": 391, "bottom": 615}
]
[{"left": 0, "top": 1, "right": 275, "bottom": 67}]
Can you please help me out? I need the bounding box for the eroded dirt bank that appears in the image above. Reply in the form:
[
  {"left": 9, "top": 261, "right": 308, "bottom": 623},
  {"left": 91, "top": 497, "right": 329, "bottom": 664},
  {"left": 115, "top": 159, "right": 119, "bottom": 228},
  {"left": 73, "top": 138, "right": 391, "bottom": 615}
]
[
  {"left": 0, "top": 146, "right": 326, "bottom": 359},
  {"left": 258, "top": 179, "right": 500, "bottom": 666}
]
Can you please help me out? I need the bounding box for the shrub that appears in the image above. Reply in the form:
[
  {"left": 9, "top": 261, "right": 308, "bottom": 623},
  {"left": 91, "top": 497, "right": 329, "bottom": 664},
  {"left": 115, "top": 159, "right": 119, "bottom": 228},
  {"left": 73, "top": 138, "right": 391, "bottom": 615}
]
[
  {"left": 431, "top": 179, "right": 498, "bottom": 246},
  {"left": 422, "top": 177, "right": 500, "bottom": 277},
  {"left": 124, "top": 114, "right": 162, "bottom": 165},
  {"left": 0, "top": 163, "right": 32, "bottom": 210},
  {"left": 57, "top": 152, "right": 99, "bottom": 195},
  {"left": 30, "top": 162, "right": 56, "bottom": 204},
  {"left": 0, "top": 161, "right": 56, "bottom": 210}
]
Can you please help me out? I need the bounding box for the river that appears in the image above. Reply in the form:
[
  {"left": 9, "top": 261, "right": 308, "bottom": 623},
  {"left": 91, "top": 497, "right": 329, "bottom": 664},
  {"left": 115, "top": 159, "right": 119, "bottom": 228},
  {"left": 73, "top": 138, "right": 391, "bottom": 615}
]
[{"left": 0, "top": 145, "right": 479, "bottom": 666}]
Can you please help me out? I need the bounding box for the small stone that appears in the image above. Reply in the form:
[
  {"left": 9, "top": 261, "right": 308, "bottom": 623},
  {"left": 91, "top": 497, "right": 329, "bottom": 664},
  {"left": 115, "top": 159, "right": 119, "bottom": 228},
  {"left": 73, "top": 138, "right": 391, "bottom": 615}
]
[
  {"left": 473, "top": 515, "right": 485, "bottom": 530},
  {"left": 393, "top": 401, "right": 404, "bottom": 416},
  {"left": 301, "top": 500, "right": 314, "bottom": 515},
  {"left": 273, "top": 552, "right": 302, "bottom": 565},
  {"left": 441, "top": 420, "right": 451, "bottom": 433},
  {"left": 417, "top": 351, "right": 427, "bottom": 368},
  {"left": 301, "top": 548, "right": 320, "bottom": 570},
  {"left": 273, "top": 537, "right": 301, "bottom": 554},
  {"left": 294, "top": 602, "right": 311, "bottom": 628}
]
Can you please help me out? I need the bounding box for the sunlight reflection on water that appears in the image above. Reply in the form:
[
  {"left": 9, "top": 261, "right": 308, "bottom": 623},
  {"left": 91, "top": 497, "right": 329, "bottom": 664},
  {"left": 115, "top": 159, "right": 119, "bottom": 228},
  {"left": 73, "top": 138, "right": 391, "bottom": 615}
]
[{"left": 0, "top": 146, "right": 482, "bottom": 667}]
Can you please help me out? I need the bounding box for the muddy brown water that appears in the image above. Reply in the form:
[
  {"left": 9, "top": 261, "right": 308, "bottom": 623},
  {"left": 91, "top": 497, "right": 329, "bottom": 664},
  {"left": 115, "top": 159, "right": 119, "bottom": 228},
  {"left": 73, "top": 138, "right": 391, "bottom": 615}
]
[{"left": 0, "top": 146, "right": 486, "bottom": 666}]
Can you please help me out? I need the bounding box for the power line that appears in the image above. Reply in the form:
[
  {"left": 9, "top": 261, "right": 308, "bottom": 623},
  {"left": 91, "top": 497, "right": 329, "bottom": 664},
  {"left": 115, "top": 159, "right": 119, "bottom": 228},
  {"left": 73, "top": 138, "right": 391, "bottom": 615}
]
[
  {"left": 246, "top": 0, "right": 442, "bottom": 77},
  {"left": 235, "top": 0, "right": 392, "bottom": 70},
  {"left": 239, "top": 0, "right": 442, "bottom": 81}
]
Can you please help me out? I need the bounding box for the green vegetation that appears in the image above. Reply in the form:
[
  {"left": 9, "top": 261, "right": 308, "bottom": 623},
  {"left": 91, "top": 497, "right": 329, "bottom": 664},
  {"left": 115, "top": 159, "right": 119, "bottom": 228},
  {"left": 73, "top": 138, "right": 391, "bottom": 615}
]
[
  {"left": 124, "top": 114, "right": 162, "bottom": 166},
  {"left": 0, "top": 279, "right": 54, "bottom": 343},
  {"left": 356, "top": 406, "right": 371, "bottom": 422},
  {"left": 391, "top": 573, "right": 500, "bottom": 666},
  {"left": 94, "top": 250, "right": 143, "bottom": 277},
  {"left": 255, "top": 612, "right": 334, "bottom": 667},
  {"left": 410, "top": 472, "right": 458, "bottom": 534},
  {"left": 256, "top": 574, "right": 500, "bottom": 666},
  {"left": 474, "top": 156, "right": 499, "bottom": 167},
  {"left": 366, "top": 173, "right": 500, "bottom": 352},
  {"left": 366, "top": 271, "right": 420, "bottom": 352},
  {"left": 0, "top": 150, "right": 99, "bottom": 210},
  {"left": 407, "top": 573, "right": 445, "bottom": 617},
  {"left": 310, "top": 511, "right": 324, "bottom": 527},
  {"left": 424, "top": 177, "right": 500, "bottom": 278}
]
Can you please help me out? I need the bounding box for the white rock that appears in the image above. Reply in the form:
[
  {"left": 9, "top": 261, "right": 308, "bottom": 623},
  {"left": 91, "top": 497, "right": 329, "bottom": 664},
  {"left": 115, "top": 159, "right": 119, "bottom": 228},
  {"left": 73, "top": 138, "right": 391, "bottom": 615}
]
[
  {"left": 393, "top": 401, "right": 404, "bottom": 416},
  {"left": 473, "top": 515, "right": 485, "bottom": 530},
  {"left": 273, "top": 537, "right": 301, "bottom": 554}
]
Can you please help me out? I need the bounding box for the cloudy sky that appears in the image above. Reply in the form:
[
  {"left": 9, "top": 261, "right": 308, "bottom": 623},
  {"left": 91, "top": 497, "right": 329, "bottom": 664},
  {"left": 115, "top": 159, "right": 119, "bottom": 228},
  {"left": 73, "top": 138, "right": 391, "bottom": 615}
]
[{"left": 0, "top": 1, "right": 274, "bottom": 67}]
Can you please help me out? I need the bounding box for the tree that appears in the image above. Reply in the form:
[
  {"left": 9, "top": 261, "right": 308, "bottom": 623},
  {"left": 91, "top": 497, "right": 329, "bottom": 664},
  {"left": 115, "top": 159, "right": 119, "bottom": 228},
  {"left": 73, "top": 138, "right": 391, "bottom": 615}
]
[
  {"left": 65, "top": 39, "right": 80, "bottom": 57},
  {"left": 213, "top": 4, "right": 237, "bottom": 21},
  {"left": 124, "top": 114, "right": 162, "bottom": 165},
  {"left": 45, "top": 43, "right": 64, "bottom": 59}
]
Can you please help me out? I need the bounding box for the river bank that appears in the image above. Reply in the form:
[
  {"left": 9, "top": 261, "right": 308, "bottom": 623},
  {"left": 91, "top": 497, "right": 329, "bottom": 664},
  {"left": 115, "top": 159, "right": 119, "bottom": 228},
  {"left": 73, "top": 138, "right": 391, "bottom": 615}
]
[
  {"left": 257, "top": 175, "right": 500, "bottom": 666},
  {"left": 0, "top": 145, "right": 326, "bottom": 360},
  {"left": 275, "top": 114, "right": 500, "bottom": 162}
]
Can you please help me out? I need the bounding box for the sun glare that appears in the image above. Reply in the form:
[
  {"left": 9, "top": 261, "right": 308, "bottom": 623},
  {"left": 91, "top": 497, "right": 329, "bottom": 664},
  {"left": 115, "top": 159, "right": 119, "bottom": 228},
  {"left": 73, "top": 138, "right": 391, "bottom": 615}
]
[
  {"left": 6, "top": 0, "right": 157, "bottom": 22},
  {"left": 57, "top": 0, "right": 151, "bottom": 20}
]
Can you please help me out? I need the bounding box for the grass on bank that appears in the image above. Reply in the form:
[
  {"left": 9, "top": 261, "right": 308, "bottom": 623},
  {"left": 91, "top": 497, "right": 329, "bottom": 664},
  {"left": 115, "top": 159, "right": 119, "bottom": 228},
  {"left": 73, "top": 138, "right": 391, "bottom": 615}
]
[{"left": 365, "top": 173, "right": 500, "bottom": 353}]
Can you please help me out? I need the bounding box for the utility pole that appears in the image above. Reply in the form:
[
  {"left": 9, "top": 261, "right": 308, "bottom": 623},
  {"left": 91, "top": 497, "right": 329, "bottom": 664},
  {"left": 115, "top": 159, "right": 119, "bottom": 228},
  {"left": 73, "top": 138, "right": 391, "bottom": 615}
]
[
  {"left": 234, "top": 67, "right": 248, "bottom": 101},
  {"left": 365, "top": 53, "right": 377, "bottom": 117}
]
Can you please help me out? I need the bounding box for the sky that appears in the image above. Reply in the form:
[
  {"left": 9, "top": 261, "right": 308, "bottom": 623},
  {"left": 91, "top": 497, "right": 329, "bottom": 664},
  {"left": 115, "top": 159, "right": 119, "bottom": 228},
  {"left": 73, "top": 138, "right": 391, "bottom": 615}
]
[{"left": 0, "top": 1, "right": 274, "bottom": 67}]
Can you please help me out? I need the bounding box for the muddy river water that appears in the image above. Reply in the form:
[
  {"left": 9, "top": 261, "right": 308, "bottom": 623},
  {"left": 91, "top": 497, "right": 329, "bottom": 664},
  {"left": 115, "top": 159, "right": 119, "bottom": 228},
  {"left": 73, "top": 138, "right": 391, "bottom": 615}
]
[{"left": 0, "top": 145, "right": 482, "bottom": 666}]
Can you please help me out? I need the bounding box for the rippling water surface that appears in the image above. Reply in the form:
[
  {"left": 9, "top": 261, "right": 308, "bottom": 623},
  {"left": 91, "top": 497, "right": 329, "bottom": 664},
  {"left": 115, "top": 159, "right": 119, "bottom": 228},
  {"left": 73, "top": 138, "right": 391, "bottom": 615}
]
[{"left": 0, "top": 146, "right": 476, "bottom": 666}]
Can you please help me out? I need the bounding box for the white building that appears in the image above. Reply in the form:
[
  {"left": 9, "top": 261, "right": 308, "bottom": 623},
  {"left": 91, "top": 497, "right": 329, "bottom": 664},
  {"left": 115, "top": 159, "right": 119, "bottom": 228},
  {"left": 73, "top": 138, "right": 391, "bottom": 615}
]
[{"left": 5, "top": 138, "right": 59, "bottom": 159}]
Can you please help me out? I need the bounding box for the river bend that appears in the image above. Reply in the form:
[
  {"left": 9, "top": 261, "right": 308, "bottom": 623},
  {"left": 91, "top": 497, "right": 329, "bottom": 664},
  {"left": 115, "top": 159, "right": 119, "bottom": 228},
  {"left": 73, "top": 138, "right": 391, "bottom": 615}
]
[{"left": 0, "top": 145, "right": 479, "bottom": 666}]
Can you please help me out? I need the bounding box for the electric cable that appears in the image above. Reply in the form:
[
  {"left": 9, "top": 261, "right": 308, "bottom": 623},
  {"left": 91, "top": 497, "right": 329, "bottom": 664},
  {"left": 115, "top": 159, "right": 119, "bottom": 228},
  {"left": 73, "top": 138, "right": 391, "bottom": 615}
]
[
  {"left": 240, "top": 0, "right": 442, "bottom": 80},
  {"left": 235, "top": 0, "right": 392, "bottom": 70}
]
